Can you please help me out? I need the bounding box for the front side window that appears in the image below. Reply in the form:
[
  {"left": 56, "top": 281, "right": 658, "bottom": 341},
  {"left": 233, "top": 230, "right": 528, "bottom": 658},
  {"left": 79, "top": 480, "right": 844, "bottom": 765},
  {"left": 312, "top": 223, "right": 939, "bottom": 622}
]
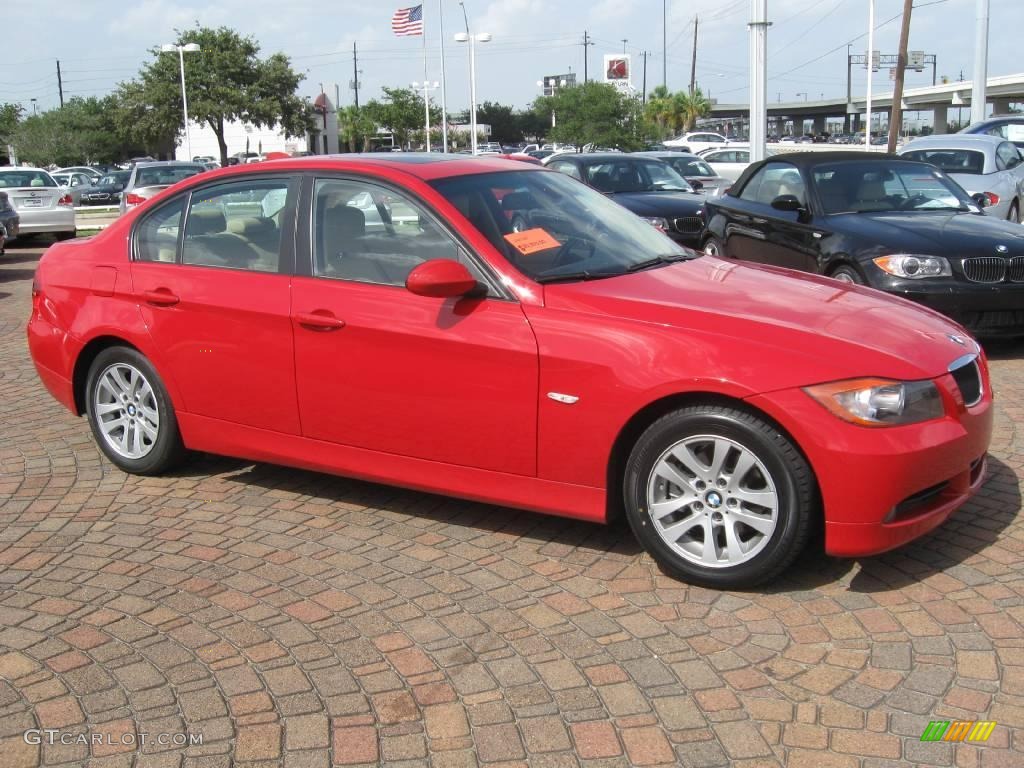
[
  {"left": 313, "top": 178, "right": 482, "bottom": 288},
  {"left": 738, "top": 162, "right": 805, "bottom": 206},
  {"left": 811, "top": 161, "right": 970, "bottom": 214},
  {"left": 430, "top": 170, "right": 690, "bottom": 284},
  {"left": 996, "top": 142, "right": 1022, "bottom": 170},
  {"left": 135, "top": 199, "right": 184, "bottom": 263},
  {"left": 180, "top": 179, "right": 290, "bottom": 272}
]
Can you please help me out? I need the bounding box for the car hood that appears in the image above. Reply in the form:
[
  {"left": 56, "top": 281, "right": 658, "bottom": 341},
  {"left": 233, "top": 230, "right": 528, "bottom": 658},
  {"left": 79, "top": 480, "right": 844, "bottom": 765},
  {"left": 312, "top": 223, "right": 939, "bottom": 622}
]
[
  {"left": 543, "top": 256, "right": 977, "bottom": 386},
  {"left": 840, "top": 210, "right": 1024, "bottom": 254},
  {"left": 606, "top": 191, "right": 705, "bottom": 217}
]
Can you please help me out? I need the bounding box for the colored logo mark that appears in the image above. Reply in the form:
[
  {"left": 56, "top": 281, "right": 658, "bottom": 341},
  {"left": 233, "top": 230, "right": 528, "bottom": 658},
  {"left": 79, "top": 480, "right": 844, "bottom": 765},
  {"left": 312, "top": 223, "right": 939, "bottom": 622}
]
[{"left": 920, "top": 721, "right": 997, "bottom": 742}]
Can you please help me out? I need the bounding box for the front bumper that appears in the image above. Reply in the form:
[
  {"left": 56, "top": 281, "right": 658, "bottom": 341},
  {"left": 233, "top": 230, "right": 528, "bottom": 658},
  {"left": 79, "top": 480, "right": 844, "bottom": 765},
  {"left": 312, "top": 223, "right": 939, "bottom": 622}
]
[
  {"left": 871, "top": 275, "right": 1024, "bottom": 336},
  {"left": 748, "top": 370, "right": 993, "bottom": 558}
]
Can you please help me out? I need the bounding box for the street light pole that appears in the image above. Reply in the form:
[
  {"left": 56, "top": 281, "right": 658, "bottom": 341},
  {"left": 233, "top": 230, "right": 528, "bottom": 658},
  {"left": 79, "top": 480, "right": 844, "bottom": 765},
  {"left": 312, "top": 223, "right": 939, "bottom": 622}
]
[
  {"left": 971, "top": 0, "right": 989, "bottom": 124},
  {"left": 865, "top": 0, "right": 875, "bottom": 149},
  {"left": 454, "top": 28, "right": 490, "bottom": 154},
  {"left": 537, "top": 78, "right": 567, "bottom": 127},
  {"left": 748, "top": 0, "right": 770, "bottom": 162},
  {"left": 161, "top": 42, "right": 201, "bottom": 160},
  {"left": 413, "top": 81, "right": 439, "bottom": 151}
]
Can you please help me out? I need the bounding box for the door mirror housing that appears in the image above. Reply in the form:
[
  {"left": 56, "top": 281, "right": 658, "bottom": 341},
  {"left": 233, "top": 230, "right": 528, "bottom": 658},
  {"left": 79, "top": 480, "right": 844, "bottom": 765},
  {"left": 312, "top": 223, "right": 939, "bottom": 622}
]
[
  {"left": 689, "top": 179, "right": 704, "bottom": 192},
  {"left": 406, "top": 259, "right": 482, "bottom": 298},
  {"left": 771, "top": 194, "right": 810, "bottom": 222}
]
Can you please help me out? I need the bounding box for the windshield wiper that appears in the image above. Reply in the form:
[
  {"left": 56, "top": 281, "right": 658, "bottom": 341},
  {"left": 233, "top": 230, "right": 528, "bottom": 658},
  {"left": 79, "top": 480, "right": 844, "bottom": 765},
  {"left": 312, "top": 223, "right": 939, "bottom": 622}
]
[
  {"left": 624, "top": 253, "right": 692, "bottom": 273},
  {"left": 535, "top": 270, "right": 620, "bottom": 284}
]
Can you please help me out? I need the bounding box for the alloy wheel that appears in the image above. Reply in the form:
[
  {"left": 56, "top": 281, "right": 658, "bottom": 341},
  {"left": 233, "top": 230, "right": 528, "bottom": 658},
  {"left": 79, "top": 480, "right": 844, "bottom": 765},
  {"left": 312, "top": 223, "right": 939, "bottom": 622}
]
[
  {"left": 93, "top": 363, "right": 160, "bottom": 460},
  {"left": 645, "top": 435, "right": 779, "bottom": 568}
]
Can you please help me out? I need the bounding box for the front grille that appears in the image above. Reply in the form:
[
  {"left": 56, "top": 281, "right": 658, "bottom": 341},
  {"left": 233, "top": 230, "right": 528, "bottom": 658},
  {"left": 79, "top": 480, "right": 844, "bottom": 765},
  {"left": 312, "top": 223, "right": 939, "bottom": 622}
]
[
  {"left": 950, "top": 357, "right": 983, "bottom": 406},
  {"left": 1009, "top": 257, "right": 1024, "bottom": 282},
  {"left": 962, "top": 257, "right": 1007, "bottom": 283},
  {"left": 672, "top": 216, "right": 704, "bottom": 234}
]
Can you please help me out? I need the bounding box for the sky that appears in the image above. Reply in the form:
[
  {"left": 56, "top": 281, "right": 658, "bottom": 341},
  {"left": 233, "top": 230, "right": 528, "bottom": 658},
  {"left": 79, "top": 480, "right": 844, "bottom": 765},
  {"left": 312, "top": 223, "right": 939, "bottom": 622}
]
[{"left": 3, "top": 0, "right": 1023, "bottom": 116}]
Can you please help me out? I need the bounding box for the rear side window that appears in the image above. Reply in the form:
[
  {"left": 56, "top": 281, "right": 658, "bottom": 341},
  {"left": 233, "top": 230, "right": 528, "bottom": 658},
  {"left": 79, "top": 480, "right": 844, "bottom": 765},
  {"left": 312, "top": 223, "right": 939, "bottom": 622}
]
[
  {"left": 548, "top": 161, "right": 581, "bottom": 180},
  {"left": 135, "top": 200, "right": 184, "bottom": 263},
  {"left": 181, "top": 179, "right": 290, "bottom": 273},
  {"left": 739, "top": 162, "right": 805, "bottom": 206},
  {"left": 996, "top": 142, "right": 1022, "bottom": 170}
]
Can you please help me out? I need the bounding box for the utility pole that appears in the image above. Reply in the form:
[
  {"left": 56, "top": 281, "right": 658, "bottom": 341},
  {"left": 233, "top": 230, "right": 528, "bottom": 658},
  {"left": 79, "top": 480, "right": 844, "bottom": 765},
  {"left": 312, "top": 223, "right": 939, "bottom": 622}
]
[
  {"left": 749, "top": 0, "right": 770, "bottom": 161},
  {"left": 352, "top": 42, "right": 360, "bottom": 109},
  {"left": 663, "top": 0, "right": 668, "bottom": 88},
  {"left": 846, "top": 44, "right": 852, "bottom": 133},
  {"left": 641, "top": 51, "right": 649, "bottom": 104},
  {"left": 971, "top": 0, "right": 989, "bottom": 124},
  {"left": 56, "top": 60, "right": 64, "bottom": 108},
  {"left": 582, "top": 31, "right": 594, "bottom": 82},
  {"left": 689, "top": 17, "right": 698, "bottom": 95},
  {"left": 888, "top": 0, "right": 914, "bottom": 152}
]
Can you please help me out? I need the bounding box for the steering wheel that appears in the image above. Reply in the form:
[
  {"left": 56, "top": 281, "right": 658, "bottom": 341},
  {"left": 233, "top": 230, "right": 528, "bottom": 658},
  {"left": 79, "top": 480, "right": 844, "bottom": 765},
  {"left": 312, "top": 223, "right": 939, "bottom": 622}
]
[
  {"left": 898, "top": 194, "right": 929, "bottom": 211},
  {"left": 551, "top": 237, "right": 595, "bottom": 269}
]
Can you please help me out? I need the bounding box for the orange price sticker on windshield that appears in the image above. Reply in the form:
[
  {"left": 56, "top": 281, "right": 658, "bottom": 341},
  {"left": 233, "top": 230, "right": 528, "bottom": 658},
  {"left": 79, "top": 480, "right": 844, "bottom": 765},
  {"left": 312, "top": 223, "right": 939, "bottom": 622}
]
[{"left": 504, "top": 228, "right": 560, "bottom": 255}]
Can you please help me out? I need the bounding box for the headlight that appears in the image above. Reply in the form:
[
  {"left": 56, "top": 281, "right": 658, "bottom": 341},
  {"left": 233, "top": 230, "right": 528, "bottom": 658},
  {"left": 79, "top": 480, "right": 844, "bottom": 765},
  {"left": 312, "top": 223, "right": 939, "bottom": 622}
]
[
  {"left": 873, "top": 254, "right": 951, "bottom": 279},
  {"left": 804, "top": 377, "right": 944, "bottom": 426},
  {"left": 641, "top": 216, "right": 669, "bottom": 232}
]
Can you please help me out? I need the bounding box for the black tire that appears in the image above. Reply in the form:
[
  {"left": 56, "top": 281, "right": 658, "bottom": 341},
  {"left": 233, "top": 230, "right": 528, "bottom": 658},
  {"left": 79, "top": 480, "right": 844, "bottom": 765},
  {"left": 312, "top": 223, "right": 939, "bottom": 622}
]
[
  {"left": 85, "top": 346, "right": 185, "bottom": 474},
  {"left": 55, "top": 231, "right": 76, "bottom": 242},
  {"left": 830, "top": 264, "right": 865, "bottom": 285},
  {"left": 623, "top": 405, "right": 817, "bottom": 588},
  {"left": 1008, "top": 201, "right": 1020, "bottom": 224},
  {"left": 702, "top": 235, "right": 727, "bottom": 258}
]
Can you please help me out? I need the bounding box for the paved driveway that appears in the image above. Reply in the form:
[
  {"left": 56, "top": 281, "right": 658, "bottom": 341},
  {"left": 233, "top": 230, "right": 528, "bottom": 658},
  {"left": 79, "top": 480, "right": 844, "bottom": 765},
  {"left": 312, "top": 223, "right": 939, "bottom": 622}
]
[{"left": 1, "top": 243, "right": 1022, "bottom": 768}]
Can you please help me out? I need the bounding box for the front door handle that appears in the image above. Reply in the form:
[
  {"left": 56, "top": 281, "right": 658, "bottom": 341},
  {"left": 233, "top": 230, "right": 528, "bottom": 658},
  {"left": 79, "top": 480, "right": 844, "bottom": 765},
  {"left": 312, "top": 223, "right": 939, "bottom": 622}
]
[
  {"left": 139, "top": 288, "right": 179, "bottom": 306},
  {"left": 295, "top": 311, "right": 346, "bottom": 331}
]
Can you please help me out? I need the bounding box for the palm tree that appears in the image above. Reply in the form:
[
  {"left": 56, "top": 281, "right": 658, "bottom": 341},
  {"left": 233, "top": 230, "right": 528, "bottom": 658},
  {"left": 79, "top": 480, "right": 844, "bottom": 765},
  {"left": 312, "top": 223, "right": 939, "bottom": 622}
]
[
  {"left": 644, "top": 85, "right": 676, "bottom": 139},
  {"left": 676, "top": 88, "right": 712, "bottom": 132},
  {"left": 339, "top": 106, "right": 375, "bottom": 153}
]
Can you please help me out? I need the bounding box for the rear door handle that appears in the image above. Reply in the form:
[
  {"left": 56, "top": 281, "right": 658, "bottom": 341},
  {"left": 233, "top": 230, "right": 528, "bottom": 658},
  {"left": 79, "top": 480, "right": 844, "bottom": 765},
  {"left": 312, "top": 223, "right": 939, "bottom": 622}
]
[
  {"left": 139, "top": 289, "right": 179, "bottom": 306},
  {"left": 295, "top": 311, "right": 346, "bottom": 331}
]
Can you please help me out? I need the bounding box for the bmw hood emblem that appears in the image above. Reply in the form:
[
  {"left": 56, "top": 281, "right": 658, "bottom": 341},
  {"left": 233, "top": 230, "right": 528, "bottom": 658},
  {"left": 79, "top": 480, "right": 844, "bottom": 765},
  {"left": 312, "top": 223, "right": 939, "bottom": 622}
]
[
  {"left": 996, "top": 245, "right": 1008, "bottom": 254},
  {"left": 947, "top": 334, "right": 966, "bottom": 346}
]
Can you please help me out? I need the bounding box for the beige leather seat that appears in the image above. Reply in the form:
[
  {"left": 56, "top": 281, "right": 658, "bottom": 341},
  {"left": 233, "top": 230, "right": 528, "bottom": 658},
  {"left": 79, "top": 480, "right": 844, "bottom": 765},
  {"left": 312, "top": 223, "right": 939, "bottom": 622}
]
[{"left": 849, "top": 177, "right": 893, "bottom": 211}]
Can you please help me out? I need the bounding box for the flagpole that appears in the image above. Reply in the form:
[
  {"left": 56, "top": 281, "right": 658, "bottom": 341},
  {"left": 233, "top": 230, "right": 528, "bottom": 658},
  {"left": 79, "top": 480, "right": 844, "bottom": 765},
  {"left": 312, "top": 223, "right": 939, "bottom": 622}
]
[
  {"left": 438, "top": 0, "right": 448, "bottom": 152},
  {"left": 423, "top": 4, "right": 430, "bottom": 152}
]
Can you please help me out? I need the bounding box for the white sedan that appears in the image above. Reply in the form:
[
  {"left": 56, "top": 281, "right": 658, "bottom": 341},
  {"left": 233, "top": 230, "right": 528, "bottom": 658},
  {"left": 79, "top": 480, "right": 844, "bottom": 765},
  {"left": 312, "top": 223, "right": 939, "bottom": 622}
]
[
  {"left": 698, "top": 146, "right": 777, "bottom": 182},
  {"left": 0, "top": 168, "right": 75, "bottom": 239},
  {"left": 663, "top": 131, "right": 731, "bottom": 155},
  {"left": 898, "top": 134, "right": 1024, "bottom": 223}
]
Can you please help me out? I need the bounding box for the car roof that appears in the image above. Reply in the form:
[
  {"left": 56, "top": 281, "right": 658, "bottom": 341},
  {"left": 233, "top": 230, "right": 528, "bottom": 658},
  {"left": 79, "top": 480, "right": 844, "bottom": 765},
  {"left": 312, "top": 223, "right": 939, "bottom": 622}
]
[
  {"left": 965, "top": 116, "right": 1024, "bottom": 128},
  {"left": 632, "top": 151, "right": 703, "bottom": 159},
  {"left": 900, "top": 134, "right": 1003, "bottom": 150},
  {"left": 133, "top": 161, "right": 207, "bottom": 169},
  {"left": 757, "top": 151, "right": 902, "bottom": 167},
  {"left": 141, "top": 153, "right": 542, "bottom": 183},
  {"left": 0, "top": 167, "right": 51, "bottom": 173}
]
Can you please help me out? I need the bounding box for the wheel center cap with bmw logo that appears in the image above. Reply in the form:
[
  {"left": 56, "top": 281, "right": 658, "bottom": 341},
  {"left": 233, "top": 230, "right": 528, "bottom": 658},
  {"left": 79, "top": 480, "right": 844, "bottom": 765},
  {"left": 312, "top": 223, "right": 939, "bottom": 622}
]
[
  {"left": 127, "top": 405, "right": 137, "bottom": 416},
  {"left": 705, "top": 491, "right": 724, "bottom": 508}
]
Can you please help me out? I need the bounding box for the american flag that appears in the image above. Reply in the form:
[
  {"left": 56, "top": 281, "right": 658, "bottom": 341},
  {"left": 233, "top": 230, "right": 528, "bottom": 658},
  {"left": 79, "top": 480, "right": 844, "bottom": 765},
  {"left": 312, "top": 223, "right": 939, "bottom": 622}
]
[{"left": 391, "top": 5, "right": 423, "bottom": 36}]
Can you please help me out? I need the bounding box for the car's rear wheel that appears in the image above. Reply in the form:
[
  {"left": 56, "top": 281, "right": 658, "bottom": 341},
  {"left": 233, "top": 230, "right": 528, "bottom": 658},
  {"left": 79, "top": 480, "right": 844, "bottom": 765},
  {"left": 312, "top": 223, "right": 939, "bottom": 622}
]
[
  {"left": 55, "top": 231, "right": 76, "bottom": 241},
  {"left": 85, "top": 347, "right": 185, "bottom": 474},
  {"left": 1008, "top": 201, "right": 1020, "bottom": 224},
  {"left": 703, "top": 236, "right": 726, "bottom": 258},
  {"left": 830, "top": 264, "right": 864, "bottom": 284},
  {"left": 624, "top": 405, "right": 816, "bottom": 587}
]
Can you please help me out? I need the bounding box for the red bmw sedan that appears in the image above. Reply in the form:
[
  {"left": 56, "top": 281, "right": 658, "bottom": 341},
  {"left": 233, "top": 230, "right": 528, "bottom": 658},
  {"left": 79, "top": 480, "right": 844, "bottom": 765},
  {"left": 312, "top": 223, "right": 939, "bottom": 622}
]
[{"left": 27, "top": 155, "right": 992, "bottom": 587}]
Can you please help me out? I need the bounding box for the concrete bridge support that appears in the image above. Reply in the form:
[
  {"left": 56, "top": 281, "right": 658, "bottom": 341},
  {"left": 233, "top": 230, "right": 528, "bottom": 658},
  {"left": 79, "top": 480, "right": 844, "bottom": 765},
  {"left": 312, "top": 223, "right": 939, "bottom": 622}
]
[{"left": 933, "top": 105, "right": 948, "bottom": 134}]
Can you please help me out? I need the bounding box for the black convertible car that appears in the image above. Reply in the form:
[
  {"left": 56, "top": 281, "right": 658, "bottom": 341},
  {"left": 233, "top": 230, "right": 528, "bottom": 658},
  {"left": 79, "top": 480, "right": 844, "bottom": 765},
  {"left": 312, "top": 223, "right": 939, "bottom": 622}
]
[
  {"left": 702, "top": 152, "right": 1024, "bottom": 336},
  {"left": 544, "top": 153, "right": 706, "bottom": 246}
]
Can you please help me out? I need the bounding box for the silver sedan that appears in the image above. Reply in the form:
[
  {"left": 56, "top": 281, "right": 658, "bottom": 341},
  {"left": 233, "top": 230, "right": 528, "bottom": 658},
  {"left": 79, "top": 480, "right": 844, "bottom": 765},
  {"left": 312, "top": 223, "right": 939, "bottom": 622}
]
[
  {"left": 0, "top": 168, "right": 75, "bottom": 239},
  {"left": 899, "top": 134, "right": 1024, "bottom": 223}
]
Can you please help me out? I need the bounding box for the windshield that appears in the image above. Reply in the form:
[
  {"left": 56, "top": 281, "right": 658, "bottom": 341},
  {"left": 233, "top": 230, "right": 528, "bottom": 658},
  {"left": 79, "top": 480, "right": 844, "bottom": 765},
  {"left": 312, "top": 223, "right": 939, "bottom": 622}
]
[
  {"left": 664, "top": 156, "right": 716, "bottom": 177},
  {"left": 901, "top": 149, "right": 986, "bottom": 175},
  {"left": 0, "top": 170, "right": 57, "bottom": 189},
  {"left": 430, "top": 170, "right": 691, "bottom": 283},
  {"left": 135, "top": 165, "right": 204, "bottom": 188},
  {"left": 811, "top": 160, "right": 971, "bottom": 214},
  {"left": 584, "top": 159, "right": 692, "bottom": 193},
  {"left": 99, "top": 172, "right": 130, "bottom": 185}
]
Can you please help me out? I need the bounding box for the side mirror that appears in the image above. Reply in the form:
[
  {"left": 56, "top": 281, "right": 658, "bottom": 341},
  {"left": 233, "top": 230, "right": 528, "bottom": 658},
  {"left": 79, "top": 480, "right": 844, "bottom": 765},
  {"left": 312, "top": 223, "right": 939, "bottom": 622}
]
[
  {"left": 406, "top": 259, "right": 482, "bottom": 298},
  {"left": 689, "top": 180, "right": 704, "bottom": 192},
  {"left": 771, "top": 194, "right": 803, "bottom": 212},
  {"left": 971, "top": 192, "right": 989, "bottom": 209}
]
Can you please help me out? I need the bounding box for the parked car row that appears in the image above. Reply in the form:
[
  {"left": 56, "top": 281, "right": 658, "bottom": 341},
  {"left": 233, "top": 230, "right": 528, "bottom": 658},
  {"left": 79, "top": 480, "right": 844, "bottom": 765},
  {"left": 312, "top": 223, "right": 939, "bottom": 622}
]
[{"left": 28, "top": 153, "right": 994, "bottom": 589}]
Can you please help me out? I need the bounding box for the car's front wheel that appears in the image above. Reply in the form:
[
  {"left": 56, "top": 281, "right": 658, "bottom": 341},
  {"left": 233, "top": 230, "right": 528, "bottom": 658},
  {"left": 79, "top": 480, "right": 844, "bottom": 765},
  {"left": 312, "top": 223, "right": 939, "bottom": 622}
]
[
  {"left": 703, "top": 236, "right": 726, "bottom": 258},
  {"left": 85, "top": 346, "right": 185, "bottom": 474},
  {"left": 624, "top": 405, "right": 816, "bottom": 587},
  {"left": 830, "top": 264, "right": 864, "bottom": 284}
]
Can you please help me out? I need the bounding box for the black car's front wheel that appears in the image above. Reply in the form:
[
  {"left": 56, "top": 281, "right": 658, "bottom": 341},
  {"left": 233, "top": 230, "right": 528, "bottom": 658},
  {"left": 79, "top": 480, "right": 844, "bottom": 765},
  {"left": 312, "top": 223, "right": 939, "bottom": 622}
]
[
  {"left": 703, "top": 236, "right": 726, "bottom": 258},
  {"left": 830, "top": 264, "right": 865, "bottom": 285},
  {"left": 624, "top": 405, "right": 817, "bottom": 588}
]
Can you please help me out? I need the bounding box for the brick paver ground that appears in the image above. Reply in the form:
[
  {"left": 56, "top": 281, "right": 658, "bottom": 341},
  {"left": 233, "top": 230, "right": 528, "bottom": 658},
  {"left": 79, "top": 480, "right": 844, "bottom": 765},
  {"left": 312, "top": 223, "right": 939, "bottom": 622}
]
[{"left": 1, "top": 244, "right": 1022, "bottom": 767}]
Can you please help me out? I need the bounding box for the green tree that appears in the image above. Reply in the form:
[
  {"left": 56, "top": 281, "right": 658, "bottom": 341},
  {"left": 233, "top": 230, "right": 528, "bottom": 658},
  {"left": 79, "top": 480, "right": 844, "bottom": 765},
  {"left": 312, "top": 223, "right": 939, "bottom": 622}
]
[
  {"left": 11, "top": 97, "right": 133, "bottom": 166},
  {"left": 133, "top": 25, "right": 313, "bottom": 165},
  {"left": 364, "top": 87, "right": 441, "bottom": 149},
  {"left": 338, "top": 105, "right": 376, "bottom": 153},
  {"left": 675, "top": 88, "right": 712, "bottom": 131},
  {"left": 477, "top": 102, "right": 521, "bottom": 143},
  {"left": 0, "top": 103, "right": 22, "bottom": 147},
  {"left": 534, "top": 81, "right": 641, "bottom": 150}
]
